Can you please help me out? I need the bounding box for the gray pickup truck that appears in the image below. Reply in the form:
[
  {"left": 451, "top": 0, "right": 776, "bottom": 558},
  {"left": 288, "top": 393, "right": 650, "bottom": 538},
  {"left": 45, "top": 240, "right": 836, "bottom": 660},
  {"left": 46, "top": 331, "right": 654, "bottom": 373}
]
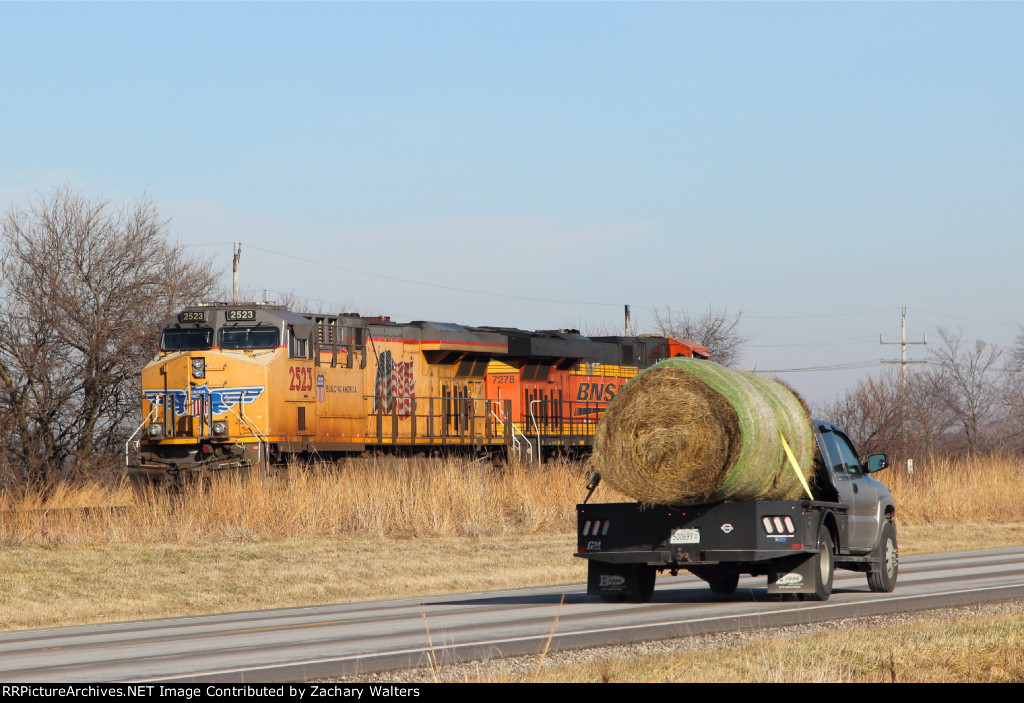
[{"left": 577, "top": 420, "right": 898, "bottom": 602}]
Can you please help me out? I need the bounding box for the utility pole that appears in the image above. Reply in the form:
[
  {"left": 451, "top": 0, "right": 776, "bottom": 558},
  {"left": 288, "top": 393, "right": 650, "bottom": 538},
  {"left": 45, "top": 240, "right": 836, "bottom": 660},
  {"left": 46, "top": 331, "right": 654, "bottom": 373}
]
[
  {"left": 881, "top": 307, "right": 927, "bottom": 463},
  {"left": 881, "top": 306, "right": 927, "bottom": 390},
  {"left": 232, "top": 243, "right": 241, "bottom": 303}
]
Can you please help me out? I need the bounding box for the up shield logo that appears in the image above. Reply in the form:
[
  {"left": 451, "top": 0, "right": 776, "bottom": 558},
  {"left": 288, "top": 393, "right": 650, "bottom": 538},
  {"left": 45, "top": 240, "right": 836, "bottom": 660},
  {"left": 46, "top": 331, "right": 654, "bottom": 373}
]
[{"left": 143, "top": 385, "right": 265, "bottom": 417}]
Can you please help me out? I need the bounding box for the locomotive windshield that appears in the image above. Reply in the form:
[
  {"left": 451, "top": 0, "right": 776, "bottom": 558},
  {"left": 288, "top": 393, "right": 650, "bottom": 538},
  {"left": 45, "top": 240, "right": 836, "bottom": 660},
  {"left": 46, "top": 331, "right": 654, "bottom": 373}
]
[
  {"left": 219, "top": 326, "right": 280, "bottom": 350},
  {"left": 161, "top": 328, "right": 213, "bottom": 351}
]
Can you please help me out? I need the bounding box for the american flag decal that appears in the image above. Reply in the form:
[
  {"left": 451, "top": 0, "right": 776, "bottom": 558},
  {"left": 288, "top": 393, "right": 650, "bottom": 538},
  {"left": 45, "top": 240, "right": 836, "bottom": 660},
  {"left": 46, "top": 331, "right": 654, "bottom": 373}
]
[
  {"left": 190, "top": 392, "right": 210, "bottom": 417},
  {"left": 373, "top": 351, "right": 415, "bottom": 418}
]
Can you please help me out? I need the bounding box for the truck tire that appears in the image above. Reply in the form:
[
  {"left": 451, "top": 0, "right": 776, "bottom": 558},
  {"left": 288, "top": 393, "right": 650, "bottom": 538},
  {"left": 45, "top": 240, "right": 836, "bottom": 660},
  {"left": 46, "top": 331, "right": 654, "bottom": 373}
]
[
  {"left": 867, "top": 520, "right": 898, "bottom": 592},
  {"left": 800, "top": 531, "right": 834, "bottom": 601},
  {"left": 708, "top": 573, "right": 740, "bottom": 595}
]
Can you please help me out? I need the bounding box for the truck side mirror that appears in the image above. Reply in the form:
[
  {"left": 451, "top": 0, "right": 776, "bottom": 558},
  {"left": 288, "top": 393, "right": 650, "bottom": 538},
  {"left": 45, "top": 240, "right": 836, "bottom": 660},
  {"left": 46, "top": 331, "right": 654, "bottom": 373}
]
[{"left": 866, "top": 454, "right": 889, "bottom": 474}]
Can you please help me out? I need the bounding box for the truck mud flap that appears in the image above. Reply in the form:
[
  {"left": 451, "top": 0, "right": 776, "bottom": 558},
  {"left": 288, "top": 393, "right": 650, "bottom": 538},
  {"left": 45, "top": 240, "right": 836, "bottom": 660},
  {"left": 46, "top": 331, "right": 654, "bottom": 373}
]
[
  {"left": 767, "top": 554, "right": 819, "bottom": 595},
  {"left": 767, "top": 533, "right": 833, "bottom": 601},
  {"left": 587, "top": 561, "right": 656, "bottom": 603}
]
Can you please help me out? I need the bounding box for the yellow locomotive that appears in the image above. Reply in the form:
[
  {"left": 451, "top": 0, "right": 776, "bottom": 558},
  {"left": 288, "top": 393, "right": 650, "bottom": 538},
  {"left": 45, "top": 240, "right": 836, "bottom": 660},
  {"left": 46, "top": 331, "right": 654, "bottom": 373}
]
[{"left": 126, "top": 303, "right": 708, "bottom": 486}]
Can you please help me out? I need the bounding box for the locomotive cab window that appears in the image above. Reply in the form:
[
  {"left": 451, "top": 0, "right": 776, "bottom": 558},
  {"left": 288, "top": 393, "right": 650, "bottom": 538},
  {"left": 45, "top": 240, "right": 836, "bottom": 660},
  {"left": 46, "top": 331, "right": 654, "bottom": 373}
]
[
  {"left": 162, "top": 328, "right": 213, "bottom": 351},
  {"left": 219, "top": 326, "right": 280, "bottom": 350}
]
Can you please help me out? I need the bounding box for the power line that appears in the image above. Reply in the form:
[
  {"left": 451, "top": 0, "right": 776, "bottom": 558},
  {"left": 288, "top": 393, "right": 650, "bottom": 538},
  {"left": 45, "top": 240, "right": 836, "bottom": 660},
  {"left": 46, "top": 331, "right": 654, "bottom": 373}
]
[
  {"left": 908, "top": 307, "right": 1018, "bottom": 327},
  {"left": 745, "top": 308, "right": 894, "bottom": 320},
  {"left": 243, "top": 243, "right": 626, "bottom": 308},
  {"left": 753, "top": 360, "right": 886, "bottom": 374},
  {"left": 748, "top": 336, "right": 878, "bottom": 348}
]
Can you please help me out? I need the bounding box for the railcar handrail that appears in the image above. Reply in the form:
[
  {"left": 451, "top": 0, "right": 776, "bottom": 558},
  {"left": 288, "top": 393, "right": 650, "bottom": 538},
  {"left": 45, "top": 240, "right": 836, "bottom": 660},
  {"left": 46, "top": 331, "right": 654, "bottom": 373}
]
[
  {"left": 230, "top": 403, "right": 269, "bottom": 468},
  {"left": 125, "top": 406, "right": 157, "bottom": 466},
  {"left": 490, "top": 400, "right": 532, "bottom": 463}
]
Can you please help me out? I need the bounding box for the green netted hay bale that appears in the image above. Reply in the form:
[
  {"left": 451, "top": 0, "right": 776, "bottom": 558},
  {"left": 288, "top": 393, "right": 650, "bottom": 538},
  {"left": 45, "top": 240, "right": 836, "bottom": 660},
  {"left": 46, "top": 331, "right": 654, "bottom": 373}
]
[{"left": 592, "top": 358, "right": 813, "bottom": 506}]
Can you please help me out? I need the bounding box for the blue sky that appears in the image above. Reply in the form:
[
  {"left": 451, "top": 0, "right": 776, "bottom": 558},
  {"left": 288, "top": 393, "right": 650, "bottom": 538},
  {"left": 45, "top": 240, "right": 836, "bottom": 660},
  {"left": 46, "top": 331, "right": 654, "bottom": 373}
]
[{"left": 2, "top": 1, "right": 1022, "bottom": 405}]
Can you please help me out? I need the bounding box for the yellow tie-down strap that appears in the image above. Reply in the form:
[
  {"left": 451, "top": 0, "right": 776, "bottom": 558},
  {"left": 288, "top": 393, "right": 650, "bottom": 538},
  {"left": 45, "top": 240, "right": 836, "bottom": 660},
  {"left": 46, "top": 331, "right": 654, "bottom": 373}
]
[{"left": 778, "top": 428, "right": 814, "bottom": 500}]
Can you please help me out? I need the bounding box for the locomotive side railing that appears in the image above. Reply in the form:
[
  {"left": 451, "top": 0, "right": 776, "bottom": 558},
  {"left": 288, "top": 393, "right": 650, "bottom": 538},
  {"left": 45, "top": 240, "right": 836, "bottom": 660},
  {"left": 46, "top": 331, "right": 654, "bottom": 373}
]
[
  {"left": 365, "top": 394, "right": 610, "bottom": 452},
  {"left": 519, "top": 398, "right": 608, "bottom": 440},
  {"left": 368, "top": 394, "right": 512, "bottom": 447}
]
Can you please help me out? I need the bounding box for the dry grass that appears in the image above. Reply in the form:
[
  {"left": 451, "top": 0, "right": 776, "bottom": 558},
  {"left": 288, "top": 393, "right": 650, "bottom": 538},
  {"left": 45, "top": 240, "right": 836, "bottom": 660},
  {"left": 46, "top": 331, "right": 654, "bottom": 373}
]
[
  {"left": 507, "top": 603, "right": 1024, "bottom": 683},
  {"left": 0, "top": 456, "right": 589, "bottom": 546},
  {"left": 884, "top": 454, "right": 1024, "bottom": 524},
  {"left": 5, "top": 453, "right": 1021, "bottom": 548},
  {"left": 0, "top": 534, "right": 582, "bottom": 631}
]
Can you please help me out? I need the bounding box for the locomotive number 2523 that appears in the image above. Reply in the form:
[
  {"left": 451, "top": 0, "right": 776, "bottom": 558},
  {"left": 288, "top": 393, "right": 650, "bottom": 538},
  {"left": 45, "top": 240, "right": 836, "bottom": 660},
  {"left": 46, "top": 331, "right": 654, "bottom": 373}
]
[
  {"left": 226, "top": 309, "right": 256, "bottom": 321},
  {"left": 289, "top": 366, "right": 314, "bottom": 391}
]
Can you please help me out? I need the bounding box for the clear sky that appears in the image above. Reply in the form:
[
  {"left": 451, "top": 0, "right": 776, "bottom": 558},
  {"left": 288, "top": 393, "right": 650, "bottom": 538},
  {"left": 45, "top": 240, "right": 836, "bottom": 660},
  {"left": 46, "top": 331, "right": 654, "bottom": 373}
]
[{"left": 2, "top": 1, "right": 1022, "bottom": 406}]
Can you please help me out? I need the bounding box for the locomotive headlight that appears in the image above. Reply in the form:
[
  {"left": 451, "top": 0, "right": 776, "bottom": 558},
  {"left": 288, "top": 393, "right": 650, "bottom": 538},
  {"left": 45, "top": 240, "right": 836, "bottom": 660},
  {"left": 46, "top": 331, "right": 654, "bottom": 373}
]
[
  {"left": 212, "top": 421, "right": 227, "bottom": 436},
  {"left": 191, "top": 357, "right": 206, "bottom": 379},
  {"left": 147, "top": 424, "right": 164, "bottom": 438}
]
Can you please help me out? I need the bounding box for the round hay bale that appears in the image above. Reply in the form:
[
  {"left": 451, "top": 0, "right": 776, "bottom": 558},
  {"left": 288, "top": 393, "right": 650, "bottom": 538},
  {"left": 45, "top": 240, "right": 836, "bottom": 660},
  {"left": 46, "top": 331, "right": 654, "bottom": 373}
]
[{"left": 592, "top": 358, "right": 813, "bottom": 506}]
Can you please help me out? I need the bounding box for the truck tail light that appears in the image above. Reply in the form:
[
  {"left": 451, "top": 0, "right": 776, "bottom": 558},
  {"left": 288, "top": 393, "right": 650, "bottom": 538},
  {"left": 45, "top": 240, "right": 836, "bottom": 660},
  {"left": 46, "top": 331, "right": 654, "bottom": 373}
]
[
  {"left": 581, "top": 520, "right": 611, "bottom": 537},
  {"left": 762, "top": 516, "right": 796, "bottom": 536}
]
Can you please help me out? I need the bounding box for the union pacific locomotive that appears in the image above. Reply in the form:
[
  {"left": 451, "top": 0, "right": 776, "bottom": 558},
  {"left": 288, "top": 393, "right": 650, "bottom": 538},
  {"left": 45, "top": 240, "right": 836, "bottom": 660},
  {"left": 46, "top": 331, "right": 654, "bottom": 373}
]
[{"left": 126, "top": 303, "right": 708, "bottom": 485}]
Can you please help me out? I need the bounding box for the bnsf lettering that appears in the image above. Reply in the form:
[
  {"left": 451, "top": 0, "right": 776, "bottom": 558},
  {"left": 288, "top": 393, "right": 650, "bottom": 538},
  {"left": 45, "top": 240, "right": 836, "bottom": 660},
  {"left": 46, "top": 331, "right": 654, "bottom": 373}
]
[{"left": 576, "top": 383, "right": 618, "bottom": 402}]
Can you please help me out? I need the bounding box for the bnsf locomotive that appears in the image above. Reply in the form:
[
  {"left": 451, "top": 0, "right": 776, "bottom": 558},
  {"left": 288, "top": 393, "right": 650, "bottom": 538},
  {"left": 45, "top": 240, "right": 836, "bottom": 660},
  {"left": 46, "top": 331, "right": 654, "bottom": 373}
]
[{"left": 126, "top": 303, "right": 708, "bottom": 485}]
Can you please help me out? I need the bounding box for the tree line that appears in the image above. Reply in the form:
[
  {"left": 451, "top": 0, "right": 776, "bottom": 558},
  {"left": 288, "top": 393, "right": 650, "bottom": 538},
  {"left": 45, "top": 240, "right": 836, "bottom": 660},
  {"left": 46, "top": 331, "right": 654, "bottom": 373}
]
[
  {"left": 817, "top": 327, "right": 1024, "bottom": 461},
  {"left": 0, "top": 186, "right": 219, "bottom": 487}
]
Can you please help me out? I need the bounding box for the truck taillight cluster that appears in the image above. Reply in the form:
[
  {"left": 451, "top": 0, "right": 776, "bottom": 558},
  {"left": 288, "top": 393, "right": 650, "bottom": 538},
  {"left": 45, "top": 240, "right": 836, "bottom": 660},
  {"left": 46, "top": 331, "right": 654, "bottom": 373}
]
[
  {"left": 582, "top": 520, "right": 610, "bottom": 537},
  {"left": 762, "top": 516, "right": 795, "bottom": 535}
]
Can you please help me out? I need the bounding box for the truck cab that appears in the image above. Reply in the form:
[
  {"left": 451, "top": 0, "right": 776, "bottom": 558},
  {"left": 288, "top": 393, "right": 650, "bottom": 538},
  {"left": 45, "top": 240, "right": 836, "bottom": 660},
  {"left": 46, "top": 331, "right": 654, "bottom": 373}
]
[{"left": 812, "top": 420, "right": 895, "bottom": 555}]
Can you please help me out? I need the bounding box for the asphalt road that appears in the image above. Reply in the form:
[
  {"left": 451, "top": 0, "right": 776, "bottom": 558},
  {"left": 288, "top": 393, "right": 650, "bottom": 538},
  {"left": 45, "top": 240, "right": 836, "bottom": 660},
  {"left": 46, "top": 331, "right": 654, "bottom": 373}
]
[{"left": 2, "top": 546, "right": 1023, "bottom": 683}]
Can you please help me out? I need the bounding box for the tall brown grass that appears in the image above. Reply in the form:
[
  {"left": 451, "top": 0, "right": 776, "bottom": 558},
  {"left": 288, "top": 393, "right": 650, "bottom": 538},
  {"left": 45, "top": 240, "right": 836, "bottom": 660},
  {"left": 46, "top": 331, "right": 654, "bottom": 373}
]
[
  {"left": 2, "top": 453, "right": 1022, "bottom": 548},
  {"left": 884, "top": 454, "right": 1024, "bottom": 524},
  {"left": 0, "top": 456, "right": 592, "bottom": 546}
]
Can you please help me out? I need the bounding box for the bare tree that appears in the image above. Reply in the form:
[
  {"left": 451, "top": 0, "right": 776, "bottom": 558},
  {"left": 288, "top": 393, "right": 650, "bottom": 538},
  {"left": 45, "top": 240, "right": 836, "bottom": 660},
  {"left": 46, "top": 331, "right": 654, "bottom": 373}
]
[
  {"left": 816, "top": 370, "right": 905, "bottom": 457},
  {"left": 923, "top": 328, "right": 1004, "bottom": 456},
  {"left": 997, "top": 324, "right": 1024, "bottom": 452},
  {"left": 0, "top": 186, "right": 220, "bottom": 485},
  {"left": 652, "top": 305, "right": 750, "bottom": 366}
]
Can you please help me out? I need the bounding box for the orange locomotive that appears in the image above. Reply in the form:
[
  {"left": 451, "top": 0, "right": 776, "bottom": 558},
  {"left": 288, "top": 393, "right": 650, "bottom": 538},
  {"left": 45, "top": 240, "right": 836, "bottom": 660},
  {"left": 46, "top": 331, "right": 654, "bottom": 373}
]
[{"left": 126, "top": 303, "right": 708, "bottom": 486}]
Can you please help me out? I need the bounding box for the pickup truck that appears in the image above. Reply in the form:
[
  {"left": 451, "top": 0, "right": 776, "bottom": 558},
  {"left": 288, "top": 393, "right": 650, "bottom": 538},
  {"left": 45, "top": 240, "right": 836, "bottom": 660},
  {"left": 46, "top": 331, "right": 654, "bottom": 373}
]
[{"left": 577, "top": 420, "right": 897, "bottom": 602}]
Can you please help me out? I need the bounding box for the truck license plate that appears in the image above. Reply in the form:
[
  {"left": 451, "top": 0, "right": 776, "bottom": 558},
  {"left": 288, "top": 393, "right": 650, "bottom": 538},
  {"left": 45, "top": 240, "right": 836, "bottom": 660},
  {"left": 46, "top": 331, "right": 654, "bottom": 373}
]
[{"left": 670, "top": 528, "right": 700, "bottom": 544}]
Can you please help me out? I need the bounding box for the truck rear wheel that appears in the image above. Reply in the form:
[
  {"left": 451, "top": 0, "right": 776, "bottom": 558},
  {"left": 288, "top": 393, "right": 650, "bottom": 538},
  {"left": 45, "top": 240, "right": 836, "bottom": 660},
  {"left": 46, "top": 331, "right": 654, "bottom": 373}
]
[
  {"left": 708, "top": 573, "right": 740, "bottom": 595},
  {"left": 800, "top": 531, "right": 834, "bottom": 601},
  {"left": 867, "top": 520, "right": 898, "bottom": 592}
]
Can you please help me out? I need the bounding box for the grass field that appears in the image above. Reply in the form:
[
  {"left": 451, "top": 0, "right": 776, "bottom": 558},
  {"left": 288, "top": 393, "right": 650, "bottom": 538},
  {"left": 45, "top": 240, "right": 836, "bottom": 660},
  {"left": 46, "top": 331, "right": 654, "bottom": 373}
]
[{"left": 1, "top": 454, "right": 1022, "bottom": 681}]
